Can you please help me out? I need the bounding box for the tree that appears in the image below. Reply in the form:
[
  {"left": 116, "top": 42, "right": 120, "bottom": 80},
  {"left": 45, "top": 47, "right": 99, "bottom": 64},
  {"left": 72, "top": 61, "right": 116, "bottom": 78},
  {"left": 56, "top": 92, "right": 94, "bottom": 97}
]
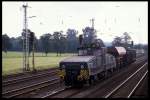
[
  {"left": 59, "top": 34, "right": 67, "bottom": 54},
  {"left": 66, "top": 29, "right": 78, "bottom": 53},
  {"left": 9, "top": 37, "right": 16, "bottom": 51},
  {"left": 2, "top": 34, "right": 12, "bottom": 54},
  {"left": 112, "top": 32, "right": 132, "bottom": 48},
  {"left": 112, "top": 36, "right": 122, "bottom": 46},
  {"left": 17, "top": 36, "right": 23, "bottom": 51},
  {"left": 53, "top": 31, "right": 62, "bottom": 56},
  {"left": 122, "top": 32, "right": 132, "bottom": 48},
  {"left": 33, "top": 36, "right": 39, "bottom": 52},
  {"left": 9, "top": 36, "right": 22, "bottom": 51},
  {"left": 40, "top": 33, "right": 52, "bottom": 56}
]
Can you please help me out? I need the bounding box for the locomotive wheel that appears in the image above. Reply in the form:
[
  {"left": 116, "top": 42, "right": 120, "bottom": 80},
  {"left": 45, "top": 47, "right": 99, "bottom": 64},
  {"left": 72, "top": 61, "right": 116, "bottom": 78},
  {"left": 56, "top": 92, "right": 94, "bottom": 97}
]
[
  {"left": 111, "top": 69, "right": 113, "bottom": 73},
  {"left": 74, "top": 81, "right": 83, "bottom": 88},
  {"left": 89, "top": 78, "right": 92, "bottom": 85},
  {"left": 89, "top": 76, "right": 95, "bottom": 85},
  {"left": 97, "top": 73, "right": 103, "bottom": 80},
  {"left": 104, "top": 71, "right": 109, "bottom": 79}
]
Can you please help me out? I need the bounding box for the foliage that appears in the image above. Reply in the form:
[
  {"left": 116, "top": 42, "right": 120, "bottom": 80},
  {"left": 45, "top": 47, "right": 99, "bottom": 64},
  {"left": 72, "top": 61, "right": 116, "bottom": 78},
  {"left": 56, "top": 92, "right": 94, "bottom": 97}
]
[
  {"left": 66, "top": 29, "right": 78, "bottom": 53},
  {"left": 112, "top": 36, "right": 122, "bottom": 46},
  {"left": 40, "top": 33, "right": 52, "bottom": 56},
  {"left": 112, "top": 32, "right": 133, "bottom": 48},
  {"left": 2, "top": 34, "right": 12, "bottom": 53}
]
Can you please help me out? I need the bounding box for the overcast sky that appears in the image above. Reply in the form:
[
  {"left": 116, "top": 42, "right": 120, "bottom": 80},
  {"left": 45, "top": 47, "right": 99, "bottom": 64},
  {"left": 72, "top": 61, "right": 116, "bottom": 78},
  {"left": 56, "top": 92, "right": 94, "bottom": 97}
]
[{"left": 2, "top": 1, "right": 148, "bottom": 44}]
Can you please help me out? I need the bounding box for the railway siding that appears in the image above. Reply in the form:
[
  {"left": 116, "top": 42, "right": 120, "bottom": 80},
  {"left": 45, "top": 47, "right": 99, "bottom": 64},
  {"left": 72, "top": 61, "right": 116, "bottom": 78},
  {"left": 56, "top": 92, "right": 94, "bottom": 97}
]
[
  {"left": 130, "top": 73, "right": 148, "bottom": 98},
  {"left": 105, "top": 63, "right": 147, "bottom": 98},
  {"left": 2, "top": 56, "right": 147, "bottom": 98}
]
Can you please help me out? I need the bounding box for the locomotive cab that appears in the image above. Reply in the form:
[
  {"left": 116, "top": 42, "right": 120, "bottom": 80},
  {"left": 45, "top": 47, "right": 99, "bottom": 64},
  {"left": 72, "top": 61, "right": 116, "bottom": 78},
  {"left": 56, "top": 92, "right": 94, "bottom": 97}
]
[{"left": 59, "top": 56, "right": 95, "bottom": 86}]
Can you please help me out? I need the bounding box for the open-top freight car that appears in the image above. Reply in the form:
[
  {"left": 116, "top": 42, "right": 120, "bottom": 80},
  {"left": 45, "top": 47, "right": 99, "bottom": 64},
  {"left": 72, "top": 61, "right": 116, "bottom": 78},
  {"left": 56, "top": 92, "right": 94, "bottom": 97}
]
[
  {"left": 124, "top": 48, "right": 136, "bottom": 64},
  {"left": 107, "top": 46, "right": 136, "bottom": 67},
  {"left": 107, "top": 46, "right": 126, "bottom": 68}
]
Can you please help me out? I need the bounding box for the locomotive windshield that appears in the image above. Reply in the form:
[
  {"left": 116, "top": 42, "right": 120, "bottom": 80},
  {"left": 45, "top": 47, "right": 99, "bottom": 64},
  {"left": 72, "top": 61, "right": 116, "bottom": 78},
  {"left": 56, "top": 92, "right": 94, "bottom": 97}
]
[
  {"left": 78, "top": 48, "right": 93, "bottom": 56},
  {"left": 78, "top": 49, "right": 87, "bottom": 56},
  {"left": 77, "top": 38, "right": 105, "bottom": 56}
]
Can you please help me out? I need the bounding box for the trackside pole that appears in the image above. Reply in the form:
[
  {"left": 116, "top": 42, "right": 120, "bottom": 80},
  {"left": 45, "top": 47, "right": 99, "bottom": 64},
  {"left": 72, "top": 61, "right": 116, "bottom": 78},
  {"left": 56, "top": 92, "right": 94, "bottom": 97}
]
[{"left": 22, "top": 3, "right": 30, "bottom": 72}]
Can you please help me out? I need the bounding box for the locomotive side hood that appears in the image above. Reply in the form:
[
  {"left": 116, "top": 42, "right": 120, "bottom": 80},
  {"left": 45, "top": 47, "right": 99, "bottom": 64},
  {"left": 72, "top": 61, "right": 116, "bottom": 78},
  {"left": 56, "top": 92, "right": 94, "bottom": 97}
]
[{"left": 60, "top": 56, "right": 95, "bottom": 63}]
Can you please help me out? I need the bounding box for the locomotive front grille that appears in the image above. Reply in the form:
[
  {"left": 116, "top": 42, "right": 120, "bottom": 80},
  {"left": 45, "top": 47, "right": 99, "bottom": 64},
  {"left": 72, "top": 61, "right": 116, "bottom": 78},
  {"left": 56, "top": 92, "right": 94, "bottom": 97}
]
[
  {"left": 66, "top": 70, "right": 79, "bottom": 74},
  {"left": 65, "top": 69, "right": 80, "bottom": 86},
  {"left": 60, "top": 62, "right": 87, "bottom": 86}
]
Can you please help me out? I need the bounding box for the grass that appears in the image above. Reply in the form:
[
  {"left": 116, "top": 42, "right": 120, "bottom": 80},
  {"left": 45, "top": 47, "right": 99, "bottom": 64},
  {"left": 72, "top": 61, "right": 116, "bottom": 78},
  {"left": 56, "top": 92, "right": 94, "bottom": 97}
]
[
  {"left": 2, "top": 51, "right": 74, "bottom": 58},
  {"left": 2, "top": 51, "right": 76, "bottom": 76}
]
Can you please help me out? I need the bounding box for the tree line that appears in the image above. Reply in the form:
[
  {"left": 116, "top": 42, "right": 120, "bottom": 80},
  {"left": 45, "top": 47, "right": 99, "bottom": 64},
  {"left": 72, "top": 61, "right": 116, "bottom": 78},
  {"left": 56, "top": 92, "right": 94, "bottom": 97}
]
[
  {"left": 111, "top": 32, "right": 148, "bottom": 53},
  {"left": 2, "top": 28, "right": 148, "bottom": 56},
  {"left": 2, "top": 28, "right": 79, "bottom": 56}
]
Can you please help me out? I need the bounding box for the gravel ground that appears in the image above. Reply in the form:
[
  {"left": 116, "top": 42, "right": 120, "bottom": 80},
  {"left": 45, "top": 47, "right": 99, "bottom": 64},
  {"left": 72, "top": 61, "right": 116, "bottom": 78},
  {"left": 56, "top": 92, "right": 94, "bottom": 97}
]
[
  {"left": 3, "top": 73, "right": 58, "bottom": 93},
  {"left": 109, "top": 64, "right": 147, "bottom": 98},
  {"left": 2, "top": 67, "right": 58, "bottom": 81},
  {"left": 131, "top": 74, "right": 148, "bottom": 98}
]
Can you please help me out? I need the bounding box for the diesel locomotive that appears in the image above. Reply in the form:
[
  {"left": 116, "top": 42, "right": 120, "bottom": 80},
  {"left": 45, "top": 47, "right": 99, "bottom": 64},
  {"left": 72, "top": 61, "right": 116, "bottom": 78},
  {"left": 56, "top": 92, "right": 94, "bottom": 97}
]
[
  {"left": 58, "top": 38, "right": 118, "bottom": 86},
  {"left": 58, "top": 25, "right": 136, "bottom": 87}
]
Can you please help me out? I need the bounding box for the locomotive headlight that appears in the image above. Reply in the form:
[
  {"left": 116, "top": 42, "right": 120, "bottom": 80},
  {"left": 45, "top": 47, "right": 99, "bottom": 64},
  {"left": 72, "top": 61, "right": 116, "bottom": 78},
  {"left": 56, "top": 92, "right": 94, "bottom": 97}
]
[
  {"left": 59, "top": 65, "right": 66, "bottom": 79},
  {"left": 61, "top": 65, "right": 65, "bottom": 69},
  {"left": 78, "top": 65, "right": 89, "bottom": 80}
]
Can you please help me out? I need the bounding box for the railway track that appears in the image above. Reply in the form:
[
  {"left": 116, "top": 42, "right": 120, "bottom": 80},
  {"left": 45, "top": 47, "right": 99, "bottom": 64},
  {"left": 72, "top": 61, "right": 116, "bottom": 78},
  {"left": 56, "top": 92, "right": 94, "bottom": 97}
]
[
  {"left": 41, "top": 56, "right": 147, "bottom": 98},
  {"left": 41, "top": 86, "right": 87, "bottom": 98},
  {"left": 41, "top": 87, "right": 69, "bottom": 98},
  {"left": 130, "top": 73, "right": 148, "bottom": 98},
  {"left": 2, "top": 67, "right": 58, "bottom": 80},
  {"left": 3, "top": 69, "right": 58, "bottom": 86},
  {"left": 2, "top": 55, "right": 147, "bottom": 98},
  {"left": 105, "top": 63, "right": 148, "bottom": 98},
  {"left": 2, "top": 77, "right": 60, "bottom": 98},
  {"left": 68, "top": 56, "right": 147, "bottom": 98},
  {"left": 25, "top": 56, "right": 148, "bottom": 98},
  {"left": 128, "top": 71, "right": 148, "bottom": 98}
]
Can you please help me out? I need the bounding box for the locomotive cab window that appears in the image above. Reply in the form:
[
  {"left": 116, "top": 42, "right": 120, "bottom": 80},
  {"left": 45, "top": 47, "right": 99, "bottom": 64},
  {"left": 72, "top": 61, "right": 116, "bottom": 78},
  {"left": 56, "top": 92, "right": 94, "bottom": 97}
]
[
  {"left": 78, "top": 48, "right": 94, "bottom": 56},
  {"left": 78, "top": 49, "right": 86, "bottom": 56},
  {"left": 88, "top": 63, "right": 93, "bottom": 68}
]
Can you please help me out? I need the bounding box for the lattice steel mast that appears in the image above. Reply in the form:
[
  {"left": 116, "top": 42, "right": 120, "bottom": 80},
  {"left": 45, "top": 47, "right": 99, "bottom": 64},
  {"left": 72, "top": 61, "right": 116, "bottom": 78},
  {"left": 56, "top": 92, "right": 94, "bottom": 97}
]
[{"left": 22, "top": 3, "right": 30, "bottom": 71}]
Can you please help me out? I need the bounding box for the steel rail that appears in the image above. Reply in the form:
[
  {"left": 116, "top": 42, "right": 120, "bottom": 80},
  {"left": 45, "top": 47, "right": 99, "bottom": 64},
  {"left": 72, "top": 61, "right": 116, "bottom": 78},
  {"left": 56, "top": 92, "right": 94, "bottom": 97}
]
[
  {"left": 3, "top": 70, "right": 57, "bottom": 86},
  {"left": 127, "top": 71, "right": 148, "bottom": 98},
  {"left": 104, "top": 62, "right": 147, "bottom": 98},
  {"left": 41, "top": 86, "right": 72, "bottom": 98},
  {"left": 3, "top": 77, "right": 59, "bottom": 97},
  {"left": 41, "top": 88, "right": 66, "bottom": 98},
  {"left": 6, "top": 80, "right": 60, "bottom": 98}
]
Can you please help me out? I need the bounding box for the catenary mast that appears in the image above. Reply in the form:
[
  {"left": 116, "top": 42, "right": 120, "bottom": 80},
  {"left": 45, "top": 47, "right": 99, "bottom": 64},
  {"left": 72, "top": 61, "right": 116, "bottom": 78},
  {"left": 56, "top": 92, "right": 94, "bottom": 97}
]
[{"left": 22, "top": 3, "right": 30, "bottom": 71}]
